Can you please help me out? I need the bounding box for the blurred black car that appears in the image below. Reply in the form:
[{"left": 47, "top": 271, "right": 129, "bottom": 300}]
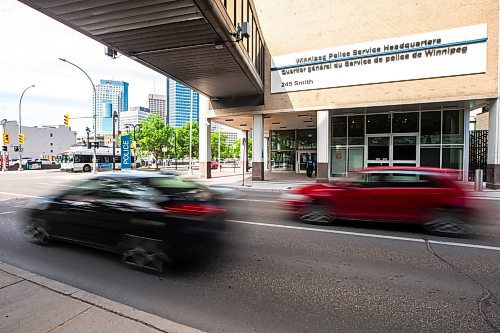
[{"left": 21, "top": 172, "right": 226, "bottom": 272}]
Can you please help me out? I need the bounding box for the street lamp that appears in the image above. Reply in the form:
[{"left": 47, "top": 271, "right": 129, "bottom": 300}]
[
  {"left": 18, "top": 84, "right": 35, "bottom": 171},
  {"left": 59, "top": 58, "right": 97, "bottom": 174},
  {"left": 125, "top": 123, "right": 140, "bottom": 169},
  {"left": 85, "top": 127, "right": 91, "bottom": 149}
]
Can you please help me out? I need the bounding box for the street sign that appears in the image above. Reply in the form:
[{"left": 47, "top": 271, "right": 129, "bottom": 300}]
[{"left": 121, "top": 134, "right": 131, "bottom": 170}]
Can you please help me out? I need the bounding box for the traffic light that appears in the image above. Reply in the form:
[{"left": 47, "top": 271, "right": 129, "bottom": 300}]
[
  {"left": 19, "top": 133, "right": 25, "bottom": 145},
  {"left": 2, "top": 133, "right": 9, "bottom": 144},
  {"left": 64, "top": 114, "right": 70, "bottom": 126}
]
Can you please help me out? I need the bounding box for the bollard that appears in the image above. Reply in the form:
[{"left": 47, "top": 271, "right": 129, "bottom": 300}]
[{"left": 474, "top": 169, "right": 484, "bottom": 192}]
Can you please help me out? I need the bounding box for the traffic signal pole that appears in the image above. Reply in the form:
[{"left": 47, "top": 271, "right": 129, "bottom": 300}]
[{"left": 18, "top": 85, "right": 35, "bottom": 171}]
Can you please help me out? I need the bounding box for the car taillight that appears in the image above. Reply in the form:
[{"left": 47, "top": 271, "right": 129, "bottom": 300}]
[{"left": 164, "top": 204, "right": 225, "bottom": 215}]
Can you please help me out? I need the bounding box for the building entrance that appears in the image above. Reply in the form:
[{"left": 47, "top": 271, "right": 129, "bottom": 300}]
[
  {"left": 366, "top": 133, "right": 418, "bottom": 167},
  {"left": 296, "top": 150, "right": 317, "bottom": 173}
]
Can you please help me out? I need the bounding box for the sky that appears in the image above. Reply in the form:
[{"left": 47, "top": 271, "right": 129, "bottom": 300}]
[{"left": 0, "top": 0, "right": 167, "bottom": 136}]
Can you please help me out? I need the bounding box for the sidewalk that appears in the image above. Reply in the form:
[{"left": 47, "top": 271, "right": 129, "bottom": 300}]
[{"left": 0, "top": 262, "right": 203, "bottom": 333}]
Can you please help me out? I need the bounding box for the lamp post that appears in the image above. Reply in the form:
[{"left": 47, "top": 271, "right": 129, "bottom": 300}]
[
  {"left": 85, "top": 127, "right": 90, "bottom": 149},
  {"left": 125, "top": 123, "right": 140, "bottom": 169},
  {"left": 218, "top": 127, "right": 221, "bottom": 172},
  {"left": 59, "top": 58, "right": 97, "bottom": 174},
  {"left": 188, "top": 89, "right": 193, "bottom": 175},
  {"left": 18, "top": 85, "right": 35, "bottom": 171},
  {"left": 112, "top": 111, "right": 118, "bottom": 171}
]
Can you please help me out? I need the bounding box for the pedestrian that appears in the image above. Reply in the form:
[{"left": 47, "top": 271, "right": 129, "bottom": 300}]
[{"left": 306, "top": 155, "right": 314, "bottom": 178}]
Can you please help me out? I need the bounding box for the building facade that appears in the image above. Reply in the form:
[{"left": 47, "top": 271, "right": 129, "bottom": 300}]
[
  {"left": 119, "top": 106, "right": 150, "bottom": 132},
  {"left": 202, "top": 0, "right": 500, "bottom": 188},
  {"left": 166, "top": 78, "right": 199, "bottom": 128},
  {"left": 148, "top": 94, "right": 166, "bottom": 123},
  {"left": 94, "top": 80, "right": 129, "bottom": 135},
  {"left": 1, "top": 121, "right": 76, "bottom": 160}
]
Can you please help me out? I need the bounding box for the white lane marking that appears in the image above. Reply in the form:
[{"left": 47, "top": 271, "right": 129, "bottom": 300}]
[
  {"left": 227, "top": 219, "right": 500, "bottom": 252},
  {"left": 0, "top": 191, "right": 40, "bottom": 198},
  {"left": 0, "top": 211, "right": 14, "bottom": 215},
  {"left": 469, "top": 196, "right": 500, "bottom": 201},
  {"left": 36, "top": 182, "right": 72, "bottom": 187},
  {"left": 231, "top": 198, "right": 277, "bottom": 203}
]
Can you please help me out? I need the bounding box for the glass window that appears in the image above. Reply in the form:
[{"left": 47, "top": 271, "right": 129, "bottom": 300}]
[
  {"left": 331, "top": 147, "right": 346, "bottom": 176},
  {"left": 392, "top": 112, "right": 419, "bottom": 133},
  {"left": 393, "top": 136, "right": 416, "bottom": 161},
  {"left": 367, "top": 136, "right": 389, "bottom": 161},
  {"left": 443, "top": 110, "right": 464, "bottom": 144},
  {"left": 297, "top": 129, "right": 316, "bottom": 149},
  {"left": 420, "top": 147, "right": 440, "bottom": 168},
  {"left": 331, "top": 116, "right": 347, "bottom": 145},
  {"left": 366, "top": 114, "right": 391, "bottom": 134},
  {"left": 348, "top": 115, "right": 364, "bottom": 145},
  {"left": 348, "top": 147, "right": 364, "bottom": 171},
  {"left": 421, "top": 111, "right": 441, "bottom": 144},
  {"left": 271, "top": 130, "right": 295, "bottom": 150},
  {"left": 271, "top": 151, "right": 295, "bottom": 171},
  {"left": 442, "top": 146, "right": 463, "bottom": 170},
  {"left": 226, "top": 0, "right": 235, "bottom": 25}
]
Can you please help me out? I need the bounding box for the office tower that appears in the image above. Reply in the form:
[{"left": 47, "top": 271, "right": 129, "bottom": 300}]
[
  {"left": 148, "top": 94, "right": 167, "bottom": 123},
  {"left": 93, "top": 80, "right": 129, "bottom": 135},
  {"left": 166, "top": 78, "right": 199, "bottom": 128},
  {"left": 119, "top": 106, "right": 150, "bottom": 132}
]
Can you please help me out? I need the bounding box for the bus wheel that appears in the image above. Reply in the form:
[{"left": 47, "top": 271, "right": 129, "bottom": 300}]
[{"left": 83, "top": 164, "right": 91, "bottom": 172}]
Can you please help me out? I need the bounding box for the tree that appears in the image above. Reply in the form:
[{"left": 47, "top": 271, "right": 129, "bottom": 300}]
[
  {"left": 136, "top": 114, "right": 170, "bottom": 169},
  {"left": 176, "top": 121, "right": 199, "bottom": 159},
  {"left": 211, "top": 131, "right": 231, "bottom": 160}
]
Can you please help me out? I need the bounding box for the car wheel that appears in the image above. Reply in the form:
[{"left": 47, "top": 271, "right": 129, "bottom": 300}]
[
  {"left": 83, "top": 164, "right": 91, "bottom": 172},
  {"left": 424, "top": 208, "right": 471, "bottom": 236},
  {"left": 299, "top": 202, "right": 334, "bottom": 225},
  {"left": 24, "top": 218, "right": 51, "bottom": 245}
]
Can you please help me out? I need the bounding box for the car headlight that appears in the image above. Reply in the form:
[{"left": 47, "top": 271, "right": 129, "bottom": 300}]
[{"left": 278, "top": 193, "right": 311, "bottom": 203}]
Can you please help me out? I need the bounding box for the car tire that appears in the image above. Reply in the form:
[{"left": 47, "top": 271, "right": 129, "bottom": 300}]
[
  {"left": 24, "top": 218, "right": 51, "bottom": 245},
  {"left": 299, "top": 202, "right": 334, "bottom": 225},
  {"left": 83, "top": 164, "right": 91, "bottom": 172},
  {"left": 424, "top": 208, "right": 471, "bottom": 237}
]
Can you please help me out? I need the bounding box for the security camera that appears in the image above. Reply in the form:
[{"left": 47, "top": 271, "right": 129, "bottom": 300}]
[{"left": 240, "top": 22, "right": 251, "bottom": 38}]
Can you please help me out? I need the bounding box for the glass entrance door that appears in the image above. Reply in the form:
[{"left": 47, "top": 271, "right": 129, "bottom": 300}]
[
  {"left": 366, "top": 135, "right": 390, "bottom": 167},
  {"left": 366, "top": 134, "right": 418, "bottom": 167},
  {"left": 297, "top": 151, "right": 316, "bottom": 173}
]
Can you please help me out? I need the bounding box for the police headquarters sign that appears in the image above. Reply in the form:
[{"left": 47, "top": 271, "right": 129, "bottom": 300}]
[
  {"left": 121, "top": 134, "right": 131, "bottom": 170},
  {"left": 270, "top": 24, "right": 487, "bottom": 93}
]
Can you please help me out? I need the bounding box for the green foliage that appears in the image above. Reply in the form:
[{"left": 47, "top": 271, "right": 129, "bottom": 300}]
[
  {"left": 135, "top": 114, "right": 170, "bottom": 168},
  {"left": 210, "top": 131, "right": 232, "bottom": 160},
  {"left": 175, "top": 121, "right": 199, "bottom": 159}
]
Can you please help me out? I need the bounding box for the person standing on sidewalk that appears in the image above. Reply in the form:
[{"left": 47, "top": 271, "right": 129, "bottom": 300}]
[{"left": 306, "top": 155, "right": 315, "bottom": 178}]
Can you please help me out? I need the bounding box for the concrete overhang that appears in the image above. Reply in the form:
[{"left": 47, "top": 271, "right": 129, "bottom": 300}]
[{"left": 19, "top": 0, "right": 264, "bottom": 104}]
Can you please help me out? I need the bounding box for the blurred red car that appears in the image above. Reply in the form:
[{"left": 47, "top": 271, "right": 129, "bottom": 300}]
[
  {"left": 280, "top": 167, "right": 473, "bottom": 236},
  {"left": 211, "top": 160, "right": 219, "bottom": 169}
]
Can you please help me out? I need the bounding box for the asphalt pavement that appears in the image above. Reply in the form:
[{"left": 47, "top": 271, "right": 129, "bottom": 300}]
[{"left": 0, "top": 170, "right": 499, "bottom": 332}]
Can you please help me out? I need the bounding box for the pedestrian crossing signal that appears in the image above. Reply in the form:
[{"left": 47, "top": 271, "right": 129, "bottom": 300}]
[
  {"left": 2, "top": 133, "right": 9, "bottom": 144},
  {"left": 64, "top": 114, "right": 70, "bottom": 126},
  {"left": 19, "top": 133, "right": 25, "bottom": 145}
]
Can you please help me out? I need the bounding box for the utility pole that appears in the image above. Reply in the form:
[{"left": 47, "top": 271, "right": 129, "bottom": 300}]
[
  {"left": 59, "top": 58, "right": 97, "bottom": 174},
  {"left": 188, "top": 89, "right": 193, "bottom": 175},
  {"left": 18, "top": 85, "right": 35, "bottom": 171},
  {"left": 112, "top": 111, "right": 117, "bottom": 171},
  {"left": 218, "top": 127, "right": 221, "bottom": 172},
  {"left": 1, "top": 119, "right": 7, "bottom": 172}
]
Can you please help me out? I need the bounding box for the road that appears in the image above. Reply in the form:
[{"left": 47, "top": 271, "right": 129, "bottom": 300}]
[{"left": 0, "top": 171, "right": 499, "bottom": 332}]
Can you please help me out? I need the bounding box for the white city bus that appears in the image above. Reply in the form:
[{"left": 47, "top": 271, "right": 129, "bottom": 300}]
[{"left": 60, "top": 147, "right": 133, "bottom": 172}]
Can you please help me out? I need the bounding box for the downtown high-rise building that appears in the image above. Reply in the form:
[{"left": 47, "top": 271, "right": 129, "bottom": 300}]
[
  {"left": 93, "top": 80, "right": 129, "bottom": 135},
  {"left": 119, "top": 106, "right": 150, "bottom": 132},
  {"left": 166, "top": 78, "right": 199, "bottom": 128},
  {"left": 148, "top": 94, "right": 166, "bottom": 122}
]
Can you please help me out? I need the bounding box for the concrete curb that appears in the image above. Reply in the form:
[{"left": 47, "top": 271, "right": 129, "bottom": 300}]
[{"left": 0, "top": 261, "right": 204, "bottom": 333}]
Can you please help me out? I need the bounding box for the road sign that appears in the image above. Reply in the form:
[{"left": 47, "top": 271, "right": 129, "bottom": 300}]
[{"left": 121, "top": 134, "right": 131, "bottom": 170}]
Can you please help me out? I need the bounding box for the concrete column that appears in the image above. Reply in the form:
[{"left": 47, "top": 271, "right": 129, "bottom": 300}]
[
  {"left": 252, "top": 114, "right": 265, "bottom": 180},
  {"left": 487, "top": 99, "right": 500, "bottom": 188},
  {"left": 198, "top": 94, "right": 211, "bottom": 179},
  {"left": 264, "top": 137, "right": 269, "bottom": 170},
  {"left": 317, "top": 110, "right": 330, "bottom": 182}
]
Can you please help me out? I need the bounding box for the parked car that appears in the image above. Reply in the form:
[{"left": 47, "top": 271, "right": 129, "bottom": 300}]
[
  {"left": 280, "top": 167, "right": 474, "bottom": 236},
  {"left": 20, "top": 172, "right": 227, "bottom": 272},
  {"left": 211, "top": 160, "right": 219, "bottom": 169}
]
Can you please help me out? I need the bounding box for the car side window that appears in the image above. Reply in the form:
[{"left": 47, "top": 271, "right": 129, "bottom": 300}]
[
  {"left": 352, "top": 172, "right": 386, "bottom": 187},
  {"left": 384, "top": 173, "right": 438, "bottom": 188}
]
